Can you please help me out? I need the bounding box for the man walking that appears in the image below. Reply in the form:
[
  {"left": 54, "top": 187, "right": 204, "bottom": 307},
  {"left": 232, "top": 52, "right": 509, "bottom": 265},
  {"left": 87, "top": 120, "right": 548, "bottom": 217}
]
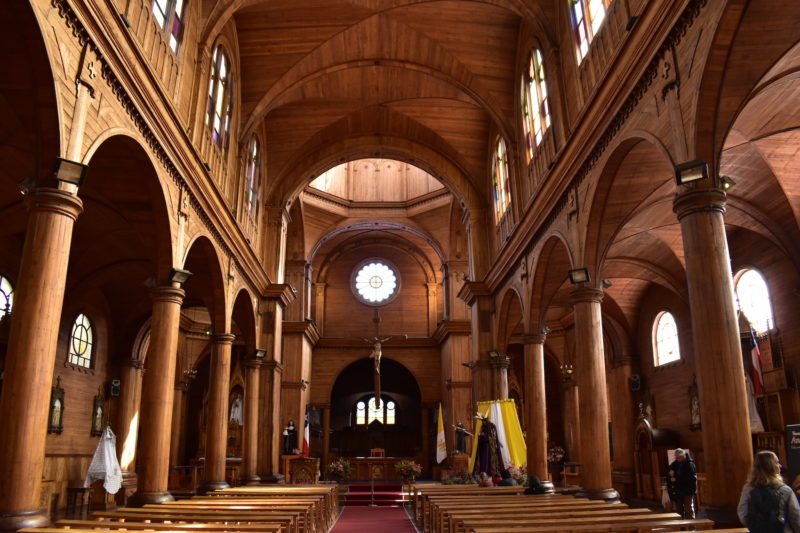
[{"left": 668, "top": 448, "right": 698, "bottom": 518}]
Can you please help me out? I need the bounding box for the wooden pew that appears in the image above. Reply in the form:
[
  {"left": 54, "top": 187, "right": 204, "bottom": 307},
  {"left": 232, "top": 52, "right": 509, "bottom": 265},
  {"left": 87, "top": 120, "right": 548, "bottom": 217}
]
[
  {"left": 52, "top": 519, "right": 281, "bottom": 532},
  {"left": 92, "top": 509, "right": 300, "bottom": 533},
  {"left": 150, "top": 500, "right": 319, "bottom": 532},
  {"left": 210, "top": 486, "right": 338, "bottom": 525},
  {"left": 461, "top": 513, "right": 716, "bottom": 533}
]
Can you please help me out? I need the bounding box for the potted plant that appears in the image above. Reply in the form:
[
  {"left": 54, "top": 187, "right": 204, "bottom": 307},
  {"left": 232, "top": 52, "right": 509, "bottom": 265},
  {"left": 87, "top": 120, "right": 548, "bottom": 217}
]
[
  {"left": 441, "top": 466, "right": 476, "bottom": 485},
  {"left": 326, "top": 457, "right": 352, "bottom": 480},
  {"left": 394, "top": 459, "right": 422, "bottom": 481}
]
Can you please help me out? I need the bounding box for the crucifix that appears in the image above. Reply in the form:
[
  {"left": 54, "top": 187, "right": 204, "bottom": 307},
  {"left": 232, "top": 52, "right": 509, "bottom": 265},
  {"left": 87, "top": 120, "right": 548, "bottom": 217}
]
[{"left": 361, "top": 308, "right": 407, "bottom": 406}]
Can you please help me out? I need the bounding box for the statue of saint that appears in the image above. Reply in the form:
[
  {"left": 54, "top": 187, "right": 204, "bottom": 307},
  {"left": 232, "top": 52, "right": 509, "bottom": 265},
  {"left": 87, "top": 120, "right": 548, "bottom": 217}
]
[{"left": 282, "top": 420, "right": 297, "bottom": 455}]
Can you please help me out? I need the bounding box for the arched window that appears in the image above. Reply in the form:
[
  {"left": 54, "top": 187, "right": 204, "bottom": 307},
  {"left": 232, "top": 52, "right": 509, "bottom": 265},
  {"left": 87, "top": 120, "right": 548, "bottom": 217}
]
[
  {"left": 68, "top": 313, "right": 94, "bottom": 368},
  {"left": 492, "top": 137, "right": 511, "bottom": 224},
  {"left": 245, "top": 136, "right": 260, "bottom": 213},
  {"left": 151, "top": 0, "right": 187, "bottom": 53},
  {"left": 521, "top": 48, "right": 551, "bottom": 160},
  {"left": 653, "top": 311, "right": 680, "bottom": 366},
  {"left": 735, "top": 269, "right": 775, "bottom": 334},
  {"left": 569, "top": 0, "right": 613, "bottom": 62},
  {"left": 206, "top": 45, "right": 233, "bottom": 148},
  {"left": 0, "top": 275, "right": 14, "bottom": 319},
  {"left": 353, "top": 396, "right": 396, "bottom": 426}
]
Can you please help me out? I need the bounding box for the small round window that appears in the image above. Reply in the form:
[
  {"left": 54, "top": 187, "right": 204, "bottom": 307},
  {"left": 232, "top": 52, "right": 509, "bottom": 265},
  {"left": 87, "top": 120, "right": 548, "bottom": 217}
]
[{"left": 354, "top": 261, "right": 398, "bottom": 303}]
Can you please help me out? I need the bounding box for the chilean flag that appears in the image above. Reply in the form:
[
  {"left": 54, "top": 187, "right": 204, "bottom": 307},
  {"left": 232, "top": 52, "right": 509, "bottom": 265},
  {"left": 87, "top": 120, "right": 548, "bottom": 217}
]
[
  {"left": 302, "top": 405, "right": 310, "bottom": 457},
  {"left": 749, "top": 330, "right": 765, "bottom": 395}
]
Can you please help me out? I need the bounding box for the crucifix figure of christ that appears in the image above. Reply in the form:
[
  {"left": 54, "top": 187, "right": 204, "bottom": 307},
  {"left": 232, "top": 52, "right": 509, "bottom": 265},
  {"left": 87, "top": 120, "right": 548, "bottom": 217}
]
[{"left": 361, "top": 308, "right": 407, "bottom": 405}]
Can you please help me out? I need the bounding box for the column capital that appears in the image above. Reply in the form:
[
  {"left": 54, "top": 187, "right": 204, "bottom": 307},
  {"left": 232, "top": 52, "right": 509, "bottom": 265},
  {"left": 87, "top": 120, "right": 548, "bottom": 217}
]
[
  {"left": 489, "top": 355, "right": 511, "bottom": 370},
  {"left": 520, "top": 332, "right": 548, "bottom": 345},
  {"left": 569, "top": 286, "right": 604, "bottom": 305},
  {"left": 149, "top": 285, "right": 186, "bottom": 305},
  {"left": 673, "top": 187, "right": 727, "bottom": 220},
  {"left": 245, "top": 359, "right": 263, "bottom": 370},
  {"left": 127, "top": 358, "right": 145, "bottom": 370},
  {"left": 211, "top": 332, "right": 236, "bottom": 345},
  {"left": 26, "top": 187, "right": 84, "bottom": 220}
]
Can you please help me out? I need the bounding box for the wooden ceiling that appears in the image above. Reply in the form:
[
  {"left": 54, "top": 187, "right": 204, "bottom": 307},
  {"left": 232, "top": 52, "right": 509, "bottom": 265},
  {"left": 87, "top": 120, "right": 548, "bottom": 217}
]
[{"left": 226, "top": 0, "right": 551, "bottom": 203}]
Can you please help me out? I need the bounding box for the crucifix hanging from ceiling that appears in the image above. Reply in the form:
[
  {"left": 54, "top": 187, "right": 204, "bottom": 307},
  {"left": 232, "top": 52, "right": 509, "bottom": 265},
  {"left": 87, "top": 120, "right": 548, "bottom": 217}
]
[{"left": 361, "top": 308, "right": 407, "bottom": 406}]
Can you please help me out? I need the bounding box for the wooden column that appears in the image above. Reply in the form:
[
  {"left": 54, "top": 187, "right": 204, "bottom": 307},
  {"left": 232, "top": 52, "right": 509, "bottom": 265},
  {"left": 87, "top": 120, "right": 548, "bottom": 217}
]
[
  {"left": 118, "top": 359, "right": 145, "bottom": 473},
  {"left": 523, "top": 333, "right": 549, "bottom": 483},
  {"left": 563, "top": 381, "right": 581, "bottom": 466},
  {"left": 491, "top": 354, "right": 510, "bottom": 400},
  {"left": 321, "top": 405, "right": 331, "bottom": 478},
  {"left": 169, "top": 381, "right": 189, "bottom": 467},
  {"left": 674, "top": 187, "right": 752, "bottom": 518},
  {"left": 257, "top": 360, "right": 284, "bottom": 481},
  {"left": 570, "top": 287, "right": 618, "bottom": 501},
  {"left": 241, "top": 358, "right": 262, "bottom": 485},
  {"left": 421, "top": 406, "right": 431, "bottom": 474},
  {"left": 426, "top": 282, "right": 439, "bottom": 335},
  {"left": 0, "top": 188, "right": 82, "bottom": 531},
  {"left": 129, "top": 284, "right": 185, "bottom": 506},
  {"left": 198, "top": 332, "right": 235, "bottom": 493}
]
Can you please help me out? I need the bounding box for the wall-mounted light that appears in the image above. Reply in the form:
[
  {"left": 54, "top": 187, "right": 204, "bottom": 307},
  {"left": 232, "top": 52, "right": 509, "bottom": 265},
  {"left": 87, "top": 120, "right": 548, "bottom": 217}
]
[
  {"left": 254, "top": 348, "right": 267, "bottom": 360},
  {"left": 568, "top": 268, "right": 591, "bottom": 285},
  {"left": 674, "top": 159, "right": 708, "bottom": 186},
  {"left": 488, "top": 349, "right": 501, "bottom": 359},
  {"left": 720, "top": 175, "right": 736, "bottom": 190},
  {"left": 183, "top": 369, "right": 198, "bottom": 380},
  {"left": 461, "top": 361, "right": 476, "bottom": 369},
  {"left": 53, "top": 157, "right": 89, "bottom": 187},
  {"left": 560, "top": 363, "right": 574, "bottom": 383},
  {"left": 169, "top": 268, "right": 193, "bottom": 286},
  {"left": 601, "top": 279, "right": 613, "bottom": 288}
]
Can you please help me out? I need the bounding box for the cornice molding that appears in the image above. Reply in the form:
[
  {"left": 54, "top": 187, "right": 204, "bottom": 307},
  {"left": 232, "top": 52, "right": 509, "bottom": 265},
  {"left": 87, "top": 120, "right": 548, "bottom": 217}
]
[
  {"left": 282, "top": 320, "right": 321, "bottom": 344},
  {"left": 433, "top": 320, "right": 472, "bottom": 343},
  {"left": 263, "top": 284, "right": 297, "bottom": 307},
  {"left": 457, "top": 281, "right": 490, "bottom": 306}
]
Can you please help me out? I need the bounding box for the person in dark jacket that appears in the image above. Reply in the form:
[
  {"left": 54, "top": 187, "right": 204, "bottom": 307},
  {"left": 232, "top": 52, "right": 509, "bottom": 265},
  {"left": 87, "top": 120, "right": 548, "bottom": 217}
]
[{"left": 668, "top": 448, "right": 698, "bottom": 519}]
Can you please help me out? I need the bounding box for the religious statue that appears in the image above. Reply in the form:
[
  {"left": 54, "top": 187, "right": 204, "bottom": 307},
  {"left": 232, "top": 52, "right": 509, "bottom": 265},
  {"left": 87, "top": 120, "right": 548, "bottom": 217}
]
[
  {"left": 282, "top": 420, "right": 297, "bottom": 455},
  {"left": 361, "top": 336, "right": 393, "bottom": 373},
  {"left": 229, "top": 395, "right": 243, "bottom": 426},
  {"left": 453, "top": 422, "right": 473, "bottom": 454}
]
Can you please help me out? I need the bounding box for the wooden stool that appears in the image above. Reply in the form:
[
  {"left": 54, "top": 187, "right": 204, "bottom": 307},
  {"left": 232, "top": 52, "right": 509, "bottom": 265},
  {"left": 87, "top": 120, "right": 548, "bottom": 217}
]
[{"left": 65, "top": 486, "right": 91, "bottom": 518}]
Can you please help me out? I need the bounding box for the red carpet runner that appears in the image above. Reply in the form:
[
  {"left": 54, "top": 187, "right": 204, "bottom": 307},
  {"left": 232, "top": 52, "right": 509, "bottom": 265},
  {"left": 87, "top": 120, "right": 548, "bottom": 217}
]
[
  {"left": 331, "top": 506, "right": 417, "bottom": 533},
  {"left": 344, "top": 483, "right": 404, "bottom": 506}
]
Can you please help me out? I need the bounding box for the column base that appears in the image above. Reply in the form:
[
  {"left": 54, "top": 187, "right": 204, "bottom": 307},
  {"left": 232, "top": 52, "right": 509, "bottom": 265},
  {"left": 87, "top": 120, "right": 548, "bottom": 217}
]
[
  {"left": 0, "top": 509, "right": 50, "bottom": 533},
  {"left": 574, "top": 487, "right": 620, "bottom": 503},
  {"left": 239, "top": 474, "right": 262, "bottom": 486},
  {"left": 196, "top": 481, "right": 230, "bottom": 495},
  {"left": 260, "top": 473, "right": 285, "bottom": 484},
  {"left": 127, "top": 491, "right": 175, "bottom": 507},
  {"left": 698, "top": 505, "right": 740, "bottom": 527}
]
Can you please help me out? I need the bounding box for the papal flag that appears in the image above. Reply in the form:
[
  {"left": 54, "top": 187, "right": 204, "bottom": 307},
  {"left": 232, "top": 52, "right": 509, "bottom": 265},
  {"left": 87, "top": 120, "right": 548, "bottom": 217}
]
[{"left": 436, "top": 403, "right": 447, "bottom": 464}]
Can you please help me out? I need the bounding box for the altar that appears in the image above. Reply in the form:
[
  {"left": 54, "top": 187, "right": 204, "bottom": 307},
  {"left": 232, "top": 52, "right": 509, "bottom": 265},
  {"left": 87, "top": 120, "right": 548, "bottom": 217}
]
[{"left": 346, "top": 456, "right": 414, "bottom": 480}]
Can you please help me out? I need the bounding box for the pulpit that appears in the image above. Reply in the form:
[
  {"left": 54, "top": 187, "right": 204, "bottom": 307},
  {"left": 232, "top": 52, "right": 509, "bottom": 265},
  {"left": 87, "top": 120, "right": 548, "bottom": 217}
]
[
  {"left": 289, "top": 457, "right": 320, "bottom": 484},
  {"left": 281, "top": 454, "right": 302, "bottom": 483}
]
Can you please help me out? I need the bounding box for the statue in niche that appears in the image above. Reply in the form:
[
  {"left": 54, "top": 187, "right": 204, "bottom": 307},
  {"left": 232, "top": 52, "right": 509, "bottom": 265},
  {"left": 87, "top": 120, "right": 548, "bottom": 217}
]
[
  {"left": 638, "top": 394, "right": 655, "bottom": 424},
  {"left": 229, "top": 395, "right": 243, "bottom": 426}
]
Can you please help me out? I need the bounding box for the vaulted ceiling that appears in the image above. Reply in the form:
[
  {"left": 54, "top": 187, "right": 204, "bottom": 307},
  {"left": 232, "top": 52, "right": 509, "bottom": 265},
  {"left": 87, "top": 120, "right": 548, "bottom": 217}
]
[{"left": 221, "top": 0, "right": 556, "bottom": 205}]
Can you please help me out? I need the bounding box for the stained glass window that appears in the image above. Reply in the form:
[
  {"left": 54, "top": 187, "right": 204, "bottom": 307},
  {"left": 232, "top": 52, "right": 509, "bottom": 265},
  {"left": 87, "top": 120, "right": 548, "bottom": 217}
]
[
  {"left": 735, "top": 269, "right": 774, "bottom": 334},
  {"left": 151, "top": 0, "right": 186, "bottom": 53},
  {"left": 492, "top": 137, "right": 511, "bottom": 224},
  {"left": 0, "top": 276, "right": 13, "bottom": 319},
  {"left": 569, "top": 0, "right": 613, "bottom": 63},
  {"left": 354, "top": 262, "right": 397, "bottom": 303},
  {"left": 521, "top": 48, "right": 551, "bottom": 160},
  {"left": 245, "top": 137, "right": 260, "bottom": 213},
  {"left": 653, "top": 311, "right": 680, "bottom": 366},
  {"left": 206, "top": 45, "right": 233, "bottom": 148},
  {"left": 68, "top": 313, "right": 94, "bottom": 368},
  {"left": 354, "top": 397, "right": 396, "bottom": 425}
]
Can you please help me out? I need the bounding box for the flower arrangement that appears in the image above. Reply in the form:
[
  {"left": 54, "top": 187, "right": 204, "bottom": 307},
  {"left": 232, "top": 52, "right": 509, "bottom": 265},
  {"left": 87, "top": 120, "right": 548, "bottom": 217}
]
[
  {"left": 508, "top": 465, "right": 528, "bottom": 487},
  {"left": 327, "top": 457, "right": 352, "bottom": 478},
  {"left": 441, "top": 466, "right": 476, "bottom": 485},
  {"left": 395, "top": 459, "right": 423, "bottom": 479},
  {"left": 547, "top": 445, "right": 566, "bottom": 464},
  {"left": 477, "top": 472, "right": 493, "bottom": 487}
]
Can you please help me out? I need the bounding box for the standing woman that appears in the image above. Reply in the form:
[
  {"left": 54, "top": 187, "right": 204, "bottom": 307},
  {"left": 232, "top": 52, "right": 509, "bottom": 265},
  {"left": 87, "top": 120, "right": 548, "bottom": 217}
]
[{"left": 738, "top": 450, "right": 800, "bottom": 532}]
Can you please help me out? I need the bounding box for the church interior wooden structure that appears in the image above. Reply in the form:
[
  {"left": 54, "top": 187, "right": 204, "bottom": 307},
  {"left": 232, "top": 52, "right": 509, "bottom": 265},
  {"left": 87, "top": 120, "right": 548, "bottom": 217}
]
[{"left": 0, "top": 0, "right": 799, "bottom": 529}]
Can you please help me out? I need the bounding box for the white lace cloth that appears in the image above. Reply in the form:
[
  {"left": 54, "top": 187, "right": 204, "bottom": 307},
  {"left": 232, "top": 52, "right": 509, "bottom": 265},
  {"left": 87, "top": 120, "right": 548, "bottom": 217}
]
[{"left": 84, "top": 427, "right": 123, "bottom": 494}]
